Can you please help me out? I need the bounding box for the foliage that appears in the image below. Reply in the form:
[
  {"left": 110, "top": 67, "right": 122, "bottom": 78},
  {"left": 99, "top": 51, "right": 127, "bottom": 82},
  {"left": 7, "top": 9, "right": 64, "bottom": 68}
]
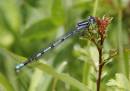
[{"left": 0, "top": 0, "right": 130, "bottom": 91}]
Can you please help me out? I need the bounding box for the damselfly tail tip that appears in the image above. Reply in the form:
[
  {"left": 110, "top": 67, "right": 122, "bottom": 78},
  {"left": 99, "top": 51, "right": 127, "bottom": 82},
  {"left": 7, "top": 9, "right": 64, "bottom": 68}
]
[{"left": 15, "top": 63, "right": 24, "bottom": 72}]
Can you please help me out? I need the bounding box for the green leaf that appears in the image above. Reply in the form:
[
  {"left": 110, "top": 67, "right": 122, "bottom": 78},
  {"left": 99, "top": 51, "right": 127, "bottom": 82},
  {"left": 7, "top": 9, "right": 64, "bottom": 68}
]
[
  {"left": 0, "top": 0, "right": 21, "bottom": 31},
  {"left": 51, "top": 0, "right": 65, "bottom": 25},
  {"left": 28, "top": 68, "right": 43, "bottom": 91},
  {"left": 25, "top": 0, "right": 40, "bottom": 7},
  {"left": 28, "top": 61, "right": 67, "bottom": 91},
  {"left": 35, "top": 62, "right": 91, "bottom": 91},
  {"left": 0, "top": 73, "right": 15, "bottom": 91},
  {"left": 0, "top": 48, "right": 25, "bottom": 62},
  {"left": 106, "top": 73, "right": 130, "bottom": 91},
  {"left": 23, "top": 18, "right": 57, "bottom": 39}
]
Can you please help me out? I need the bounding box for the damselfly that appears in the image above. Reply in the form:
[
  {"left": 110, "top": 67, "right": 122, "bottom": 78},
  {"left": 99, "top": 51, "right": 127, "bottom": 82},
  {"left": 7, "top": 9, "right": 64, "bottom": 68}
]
[{"left": 15, "top": 16, "right": 96, "bottom": 72}]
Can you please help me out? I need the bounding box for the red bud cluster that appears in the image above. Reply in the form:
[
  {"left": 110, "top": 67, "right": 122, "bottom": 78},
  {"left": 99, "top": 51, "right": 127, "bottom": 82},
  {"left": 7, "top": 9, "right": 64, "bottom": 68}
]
[{"left": 96, "top": 16, "right": 112, "bottom": 35}]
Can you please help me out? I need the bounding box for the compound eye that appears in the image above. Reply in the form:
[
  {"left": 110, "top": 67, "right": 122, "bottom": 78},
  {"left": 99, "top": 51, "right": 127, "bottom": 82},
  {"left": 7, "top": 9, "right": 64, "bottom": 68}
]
[
  {"left": 88, "top": 16, "right": 96, "bottom": 24},
  {"left": 91, "top": 18, "right": 96, "bottom": 24}
]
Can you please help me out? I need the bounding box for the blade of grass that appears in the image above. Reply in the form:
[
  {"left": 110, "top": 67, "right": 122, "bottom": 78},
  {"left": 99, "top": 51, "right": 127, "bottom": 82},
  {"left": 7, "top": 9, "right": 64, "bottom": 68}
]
[
  {"left": 51, "top": 0, "right": 65, "bottom": 25},
  {"left": 117, "top": 10, "right": 125, "bottom": 73},
  {"left": 82, "top": 62, "right": 90, "bottom": 85},
  {"left": 0, "top": 73, "right": 15, "bottom": 91},
  {"left": 28, "top": 68, "right": 43, "bottom": 91},
  {"left": 93, "top": 0, "right": 98, "bottom": 16},
  {"left": 117, "top": 9, "right": 129, "bottom": 78},
  {"left": 28, "top": 61, "right": 67, "bottom": 91},
  {"left": 35, "top": 62, "right": 91, "bottom": 91}
]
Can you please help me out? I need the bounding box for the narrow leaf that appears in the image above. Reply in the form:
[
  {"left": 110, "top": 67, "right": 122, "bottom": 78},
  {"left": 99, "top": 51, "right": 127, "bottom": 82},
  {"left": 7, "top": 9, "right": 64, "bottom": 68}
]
[
  {"left": 51, "top": 0, "right": 65, "bottom": 25},
  {"left": 23, "top": 18, "right": 57, "bottom": 39},
  {"left": 0, "top": 73, "right": 15, "bottom": 91},
  {"left": 35, "top": 62, "right": 91, "bottom": 91}
]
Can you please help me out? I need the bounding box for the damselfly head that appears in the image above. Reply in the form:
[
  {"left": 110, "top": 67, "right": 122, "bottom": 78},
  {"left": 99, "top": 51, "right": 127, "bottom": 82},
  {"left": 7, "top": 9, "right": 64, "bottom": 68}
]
[{"left": 87, "top": 16, "right": 96, "bottom": 25}]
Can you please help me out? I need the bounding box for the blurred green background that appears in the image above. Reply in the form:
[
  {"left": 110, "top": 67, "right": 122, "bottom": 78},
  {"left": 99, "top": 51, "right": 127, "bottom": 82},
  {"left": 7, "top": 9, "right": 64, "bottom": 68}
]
[{"left": 0, "top": 0, "right": 130, "bottom": 91}]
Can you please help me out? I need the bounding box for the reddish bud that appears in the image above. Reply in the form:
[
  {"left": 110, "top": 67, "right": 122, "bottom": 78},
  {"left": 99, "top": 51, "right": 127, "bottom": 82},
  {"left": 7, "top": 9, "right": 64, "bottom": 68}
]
[{"left": 96, "top": 16, "right": 112, "bottom": 35}]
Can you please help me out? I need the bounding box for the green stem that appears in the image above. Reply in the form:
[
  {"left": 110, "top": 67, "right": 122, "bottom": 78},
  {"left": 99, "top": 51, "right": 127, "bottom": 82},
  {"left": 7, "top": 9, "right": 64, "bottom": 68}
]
[
  {"left": 82, "top": 62, "right": 90, "bottom": 85},
  {"left": 52, "top": 78, "right": 58, "bottom": 91},
  {"left": 93, "top": 0, "right": 98, "bottom": 16},
  {"left": 117, "top": 10, "right": 126, "bottom": 75}
]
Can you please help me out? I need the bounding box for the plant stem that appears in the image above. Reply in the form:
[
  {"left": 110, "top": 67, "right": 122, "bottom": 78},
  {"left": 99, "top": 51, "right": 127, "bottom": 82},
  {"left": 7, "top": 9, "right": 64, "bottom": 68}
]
[
  {"left": 117, "top": 10, "right": 125, "bottom": 74},
  {"left": 93, "top": 0, "right": 98, "bottom": 16},
  {"left": 52, "top": 78, "right": 58, "bottom": 91},
  {"left": 96, "top": 35, "right": 104, "bottom": 91},
  {"left": 82, "top": 62, "right": 90, "bottom": 85}
]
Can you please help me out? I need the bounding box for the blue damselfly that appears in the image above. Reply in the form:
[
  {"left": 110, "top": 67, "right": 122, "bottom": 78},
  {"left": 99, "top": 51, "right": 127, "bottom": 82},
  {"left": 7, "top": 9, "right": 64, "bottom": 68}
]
[{"left": 15, "top": 16, "right": 96, "bottom": 72}]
